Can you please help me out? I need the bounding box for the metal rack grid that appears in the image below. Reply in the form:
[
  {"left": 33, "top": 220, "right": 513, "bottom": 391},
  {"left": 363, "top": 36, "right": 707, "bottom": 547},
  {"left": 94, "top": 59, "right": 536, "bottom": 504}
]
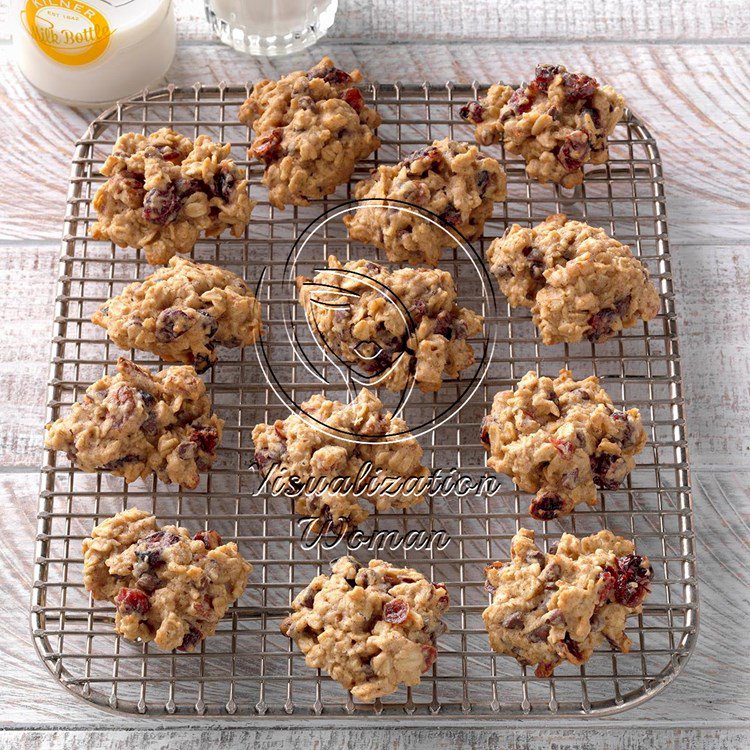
[{"left": 31, "top": 81, "right": 698, "bottom": 719}]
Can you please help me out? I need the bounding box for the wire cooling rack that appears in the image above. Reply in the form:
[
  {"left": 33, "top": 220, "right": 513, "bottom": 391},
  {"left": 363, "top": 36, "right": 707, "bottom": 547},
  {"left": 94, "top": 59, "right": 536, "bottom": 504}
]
[{"left": 32, "top": 81, "right": 698, "bottom": 719}]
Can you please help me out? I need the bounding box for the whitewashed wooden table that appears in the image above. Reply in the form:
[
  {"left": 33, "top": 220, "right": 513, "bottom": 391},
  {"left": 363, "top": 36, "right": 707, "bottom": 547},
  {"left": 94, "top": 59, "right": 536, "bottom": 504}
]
[{"left": 1, "top": 0, "right": 749, "bottom": 747}]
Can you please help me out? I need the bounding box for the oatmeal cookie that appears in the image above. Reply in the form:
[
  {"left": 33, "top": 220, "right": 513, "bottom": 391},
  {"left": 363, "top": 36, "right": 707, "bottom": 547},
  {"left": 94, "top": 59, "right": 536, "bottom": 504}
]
[
  {"left": 297, "top": 255, "right": 483, "bottom": 392},
  {"left": 252, "top": 388, "right": 429, "bottom": 531},
  {"left": 239, "top": 57, "right": 381, "bottom": 208},
  {"left": 343, "top": 138, "right": 506, "bottom": 266},
  {"left": 91, "top": 128, "right": 254, "bottom": 265},
  {"left": 487, "top": 214, "right": 659, "bottom": 344},
  {"left": 92, "top": 256, "right": 262, "bottom": 373},
  {"left": 281, "top": 556, "right": 449, "bottom": 701},
  {"left": 460, "top": 64, "right": 625, "bottom": 188},
  {"left": 45, "top": 357, "right": 223, "bottom": 489},
  {"left": 480, "top": 369, "right": 647, "bottom": 520},
  {"left": 82, "top": 508, "right": 251, "bottom": 652},
  {"left": 483, "top": 528, "right": 652, "bottom": 676}
]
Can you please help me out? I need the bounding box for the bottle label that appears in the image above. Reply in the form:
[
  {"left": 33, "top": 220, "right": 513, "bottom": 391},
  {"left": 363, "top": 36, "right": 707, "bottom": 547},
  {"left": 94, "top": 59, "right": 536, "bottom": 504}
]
[{"left": 21, "top": 0, "right": 112, "bottom": 66}]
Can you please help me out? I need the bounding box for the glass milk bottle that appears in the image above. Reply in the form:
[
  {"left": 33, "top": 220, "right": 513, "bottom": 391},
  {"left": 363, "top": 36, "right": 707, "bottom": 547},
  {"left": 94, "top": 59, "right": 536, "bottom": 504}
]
[
  {"left": 12, "top": 0, "right": 176, "bottom": 105},
  {"left": 205, "top": 0, "right": 338, "bottom": 56}
]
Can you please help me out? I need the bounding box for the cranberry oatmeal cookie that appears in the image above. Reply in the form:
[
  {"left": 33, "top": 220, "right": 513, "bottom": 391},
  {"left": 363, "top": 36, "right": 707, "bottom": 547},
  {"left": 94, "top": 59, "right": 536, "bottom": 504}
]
[
  {"left": 487, "top": 214, "right": 659, "bottom": 344},
  {"left": 281, "top": 556, "right": 449, "bottom": 701},
  {"left": 480, "top": 369, "right": 647, "bottom": 520},
  {"left": 82, "top": 508, "right": 251, "bottom": 652},
  {"left": 483, "top": 528, "right": 652, "bottom": 676},
  {"left": 45, "top": 357, "right": 223, "bottom": 489},
  {"left": 91, "top": 128, "right": 254, "bottom": 265},
  {"left": 297, "top": 255, "right": 483, "bottom": 393},
  {"left": 92, "top": 256, "right": 262, "bottom": 373},
  {"left": 343, "top": 138, "right": 506, "bottom": 266},
  {"left": 239, "top": 57, "right": 381, "bottom": 209},
  {"left": 460, "top": 64, "right": 625, "bottom": 188},
  {"left": 252, "top": 389, "right": 429, "bottom": 531}
]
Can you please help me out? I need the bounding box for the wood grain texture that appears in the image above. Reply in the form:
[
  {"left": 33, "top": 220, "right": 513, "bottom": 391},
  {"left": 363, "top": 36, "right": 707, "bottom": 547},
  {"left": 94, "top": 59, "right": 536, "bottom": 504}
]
[
  {"left": 1, "top": 44, "right": 749, "bottom": 245},
  {"left": 2, "top": 469, "right": 748, "bottom": 728},
  {"left": 672, "top": 246, "right": 750, "bottom": 464},
  {"left": 0, "top": 245, "right": 58, "bottom": 466},
  {"left": 3, "top": 0, "right": 750, "bottom": 43},
  {"left": 1, "top": 727, "right": 749, "bottom": 750}
]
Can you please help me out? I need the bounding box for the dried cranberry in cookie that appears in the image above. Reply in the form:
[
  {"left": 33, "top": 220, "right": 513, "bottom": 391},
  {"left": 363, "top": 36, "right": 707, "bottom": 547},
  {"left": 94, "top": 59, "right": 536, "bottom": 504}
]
[
  {"left": 92, "top": 257, "right": 262, "bottom": 373},
  {"left": 486, "top": 214, "right": 659, "bottom": 344},
  {"left": 115, "top": 587, "right": 151, "bottom": 615},
  {"left": 239, "top": 57, "right": 381, "bottom": 208},
  {"left": 460, "top": 64, "right": 625, "bottom": 187},
  {"left": 44, "top": 357, "right": 224, "bottom": 489},
  {"left": 343, "top": 137, "right": 505, "bottom": 266},
  {"left": 481, "top": 369, "right": 647, "bottom": 519},
  {"left": 297, "top": 255, "right": 484, "bottom": 393},
  {"left": 281, "top": 556, "right": 449, "bottom": 701},
  {"left": 82, "top": 508, "right": 251, "bottom": 652},
  {"left": 91, "top": 128, "right": 254, "bottom": 265},
  {"left": 251, "top": 388, "right": 429, "bottom": 531},
  {"left": 483, "top": 528, "right": 651, "bottom": 676}
]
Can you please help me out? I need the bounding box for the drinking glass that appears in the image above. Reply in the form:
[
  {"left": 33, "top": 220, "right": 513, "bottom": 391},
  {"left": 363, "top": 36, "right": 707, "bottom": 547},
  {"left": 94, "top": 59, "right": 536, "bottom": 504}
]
[{"left": 204, "top": 0, "right": 338, "bottom": 56}]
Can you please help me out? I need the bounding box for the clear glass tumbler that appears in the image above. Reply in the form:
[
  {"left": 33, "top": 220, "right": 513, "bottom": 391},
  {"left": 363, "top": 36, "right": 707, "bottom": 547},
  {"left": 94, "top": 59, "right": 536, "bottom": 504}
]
[{"left": 204, "top": 0, "right": 338, "bottom": 56}]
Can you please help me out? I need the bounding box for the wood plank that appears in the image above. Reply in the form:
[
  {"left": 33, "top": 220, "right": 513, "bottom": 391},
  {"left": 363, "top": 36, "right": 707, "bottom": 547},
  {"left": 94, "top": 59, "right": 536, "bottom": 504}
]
[
  {"left": 2, "top": 469, "right": 748, "bottom": 727},
  {"left": 2, "top": 0, "right": 750, "bottom": 44},
  {"left": 1, "top": 727, "right": 749, "bottom": 749},
  {"left": 0, "top": 245, "right": 58, "bottom": 469},
  {"left": 0, "top": 44, "right": 748, "bottom": 245},
  {"left": 673, "top": 245, "right": 750, "bottom": 464},
  {"left": 1, "top": 240, "right": 746, "bottom": 469}
]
